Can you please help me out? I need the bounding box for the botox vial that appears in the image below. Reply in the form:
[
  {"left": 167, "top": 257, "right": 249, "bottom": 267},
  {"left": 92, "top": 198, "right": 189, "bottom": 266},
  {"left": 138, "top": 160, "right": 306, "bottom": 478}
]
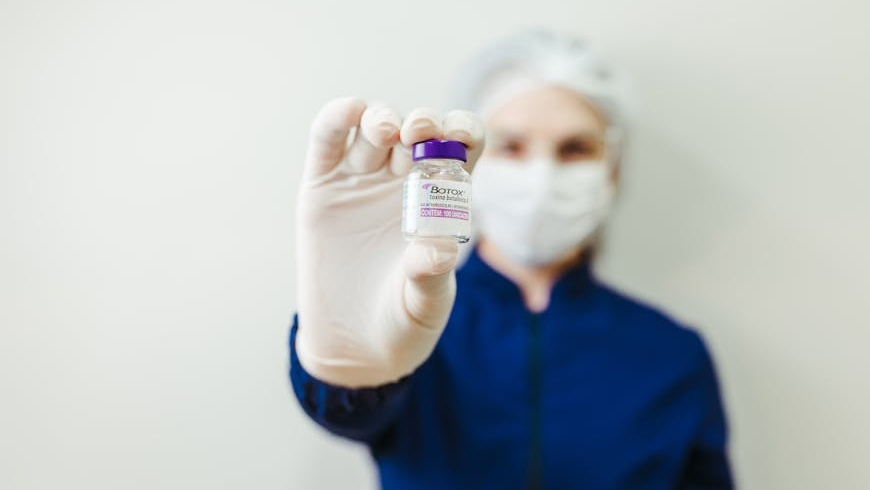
[{"left": 402, "top": 139, "right": 472, "bottom": 243}]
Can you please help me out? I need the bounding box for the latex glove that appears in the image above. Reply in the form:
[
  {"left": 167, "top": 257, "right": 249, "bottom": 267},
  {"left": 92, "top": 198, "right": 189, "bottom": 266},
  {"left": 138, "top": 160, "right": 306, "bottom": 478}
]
[{"left": 295, "top": 98, "right": 484, "bottom": 388}]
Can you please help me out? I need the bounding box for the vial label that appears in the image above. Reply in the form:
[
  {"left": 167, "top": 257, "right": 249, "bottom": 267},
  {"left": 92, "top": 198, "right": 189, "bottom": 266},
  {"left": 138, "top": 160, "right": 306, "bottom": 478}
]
[{"left": 403, "top": 179, "right": 471, "bottom": 240}]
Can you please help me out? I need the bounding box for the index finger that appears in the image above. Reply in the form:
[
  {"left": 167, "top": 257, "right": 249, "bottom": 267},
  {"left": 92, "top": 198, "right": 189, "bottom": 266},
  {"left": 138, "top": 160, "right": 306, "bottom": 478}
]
[{"left": 305, "top": 97, "right": 367, "bottom": 179}]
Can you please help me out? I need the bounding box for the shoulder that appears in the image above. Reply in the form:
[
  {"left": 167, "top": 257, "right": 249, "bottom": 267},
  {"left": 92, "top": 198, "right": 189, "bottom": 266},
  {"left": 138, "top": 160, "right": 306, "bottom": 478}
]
[{"left": 592, "top": 280, "right": 712, "bottom": 367}]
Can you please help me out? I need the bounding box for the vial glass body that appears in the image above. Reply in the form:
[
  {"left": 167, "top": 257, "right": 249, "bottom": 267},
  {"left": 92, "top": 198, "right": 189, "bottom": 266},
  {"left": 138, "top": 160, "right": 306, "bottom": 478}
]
[{"left": 402, "top": 158, "right": 472, "bottom": 243}]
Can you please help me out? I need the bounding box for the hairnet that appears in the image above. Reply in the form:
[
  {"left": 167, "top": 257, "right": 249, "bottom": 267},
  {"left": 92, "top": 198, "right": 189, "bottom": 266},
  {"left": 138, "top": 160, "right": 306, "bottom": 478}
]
[{"left": 451, "top": 30, "right": 633, "bottom": 145}]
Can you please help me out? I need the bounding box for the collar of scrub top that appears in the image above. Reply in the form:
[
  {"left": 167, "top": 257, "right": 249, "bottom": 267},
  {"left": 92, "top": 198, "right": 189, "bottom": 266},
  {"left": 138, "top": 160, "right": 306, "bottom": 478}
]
[{"left": 459, "top": 247, "right": 596, "bottom": 305}]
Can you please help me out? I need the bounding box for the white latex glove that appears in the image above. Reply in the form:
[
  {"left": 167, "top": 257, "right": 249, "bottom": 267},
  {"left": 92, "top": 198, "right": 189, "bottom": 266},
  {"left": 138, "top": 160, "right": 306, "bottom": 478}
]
[{"left": 295, "top": 98, "right": 485, "bottom": 388}]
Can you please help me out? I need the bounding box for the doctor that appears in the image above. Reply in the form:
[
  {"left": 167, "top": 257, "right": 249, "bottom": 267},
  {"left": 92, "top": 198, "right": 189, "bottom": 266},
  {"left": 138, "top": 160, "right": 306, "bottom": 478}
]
[{"left": 290, "top": 30, "right": 733, "bottom": 489}]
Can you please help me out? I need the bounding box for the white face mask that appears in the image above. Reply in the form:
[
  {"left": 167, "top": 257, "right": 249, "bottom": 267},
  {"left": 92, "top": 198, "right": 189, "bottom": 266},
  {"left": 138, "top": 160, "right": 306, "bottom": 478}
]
[{"left": 471, "top": 158, "right": 614, "bottom": 265}]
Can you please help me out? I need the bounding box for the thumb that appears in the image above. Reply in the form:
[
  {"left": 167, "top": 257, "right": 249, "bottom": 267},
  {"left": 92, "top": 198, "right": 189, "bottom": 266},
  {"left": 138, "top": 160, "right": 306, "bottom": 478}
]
[{"left": 401, "top": 238, "right": 459, "bottom": 329}]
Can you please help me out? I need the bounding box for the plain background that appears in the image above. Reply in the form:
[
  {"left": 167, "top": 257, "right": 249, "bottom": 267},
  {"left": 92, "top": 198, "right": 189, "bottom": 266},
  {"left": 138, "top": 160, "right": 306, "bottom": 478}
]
[{"left": 2, "top": 0, "right": 868, "bottom": 488}]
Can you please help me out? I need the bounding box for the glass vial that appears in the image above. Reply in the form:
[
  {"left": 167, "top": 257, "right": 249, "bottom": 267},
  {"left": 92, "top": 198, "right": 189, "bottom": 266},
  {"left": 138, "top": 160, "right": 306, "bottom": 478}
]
[{"left": 402, "top": 139, "right": 472, "bottom": 243}]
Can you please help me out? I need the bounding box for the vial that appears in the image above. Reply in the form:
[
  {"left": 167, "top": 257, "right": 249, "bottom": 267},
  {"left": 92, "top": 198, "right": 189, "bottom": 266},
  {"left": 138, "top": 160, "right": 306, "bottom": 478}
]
[{"left": 402, "top": 139, "right": 472, "bottom": 243}]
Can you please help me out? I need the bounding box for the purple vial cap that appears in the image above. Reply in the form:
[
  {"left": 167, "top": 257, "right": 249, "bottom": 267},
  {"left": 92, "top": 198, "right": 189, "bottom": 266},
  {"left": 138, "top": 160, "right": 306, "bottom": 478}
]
[{"left": 412, "top": 139, "right": 467, "bottom": 162}]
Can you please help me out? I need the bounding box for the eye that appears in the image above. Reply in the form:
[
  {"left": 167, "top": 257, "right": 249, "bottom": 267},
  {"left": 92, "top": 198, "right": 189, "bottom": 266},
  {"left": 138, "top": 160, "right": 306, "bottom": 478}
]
[
  {"left": 558, "top": 137, "right": 602, "bottom": 162},
  {"left": 493, "top": 139, "right": 526, "bottom": 159}
]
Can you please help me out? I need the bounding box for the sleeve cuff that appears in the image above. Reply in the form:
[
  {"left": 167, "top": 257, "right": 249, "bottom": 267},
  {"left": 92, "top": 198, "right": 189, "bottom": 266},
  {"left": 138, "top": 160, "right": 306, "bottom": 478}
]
[{"left": 289, "top": 315, "right": 411, "bottom": 443}]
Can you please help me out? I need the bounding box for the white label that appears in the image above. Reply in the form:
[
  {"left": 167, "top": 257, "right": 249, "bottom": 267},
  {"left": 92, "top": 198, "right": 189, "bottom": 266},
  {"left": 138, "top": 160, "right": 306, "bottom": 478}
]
[{"left": 403, "top": 179, "right": 471, "bottom": 237}]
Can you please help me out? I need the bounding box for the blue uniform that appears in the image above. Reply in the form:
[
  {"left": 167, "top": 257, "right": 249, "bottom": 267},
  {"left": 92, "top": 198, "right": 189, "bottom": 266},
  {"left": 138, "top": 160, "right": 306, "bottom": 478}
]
[{"left": 290, "top": 251, "right": 733, "bottom": 489}]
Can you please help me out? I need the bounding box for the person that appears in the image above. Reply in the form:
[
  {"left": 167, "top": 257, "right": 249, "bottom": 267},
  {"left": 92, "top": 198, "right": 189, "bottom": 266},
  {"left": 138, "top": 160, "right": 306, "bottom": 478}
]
[{"left": 289, "top": 30, "right": 733, "bottom": 489}]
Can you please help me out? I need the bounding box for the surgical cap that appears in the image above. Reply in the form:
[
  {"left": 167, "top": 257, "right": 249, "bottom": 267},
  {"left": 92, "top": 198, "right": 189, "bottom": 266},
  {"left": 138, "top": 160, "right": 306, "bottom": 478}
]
[{"left": 451, "top": 30, "right": 633, "bottom": 139}]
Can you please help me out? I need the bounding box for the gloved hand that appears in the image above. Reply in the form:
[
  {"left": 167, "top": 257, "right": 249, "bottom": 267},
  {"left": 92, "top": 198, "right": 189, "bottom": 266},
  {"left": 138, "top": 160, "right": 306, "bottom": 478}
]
[{"left": 295, "top": 98, "right": 485, "bottom": 388}]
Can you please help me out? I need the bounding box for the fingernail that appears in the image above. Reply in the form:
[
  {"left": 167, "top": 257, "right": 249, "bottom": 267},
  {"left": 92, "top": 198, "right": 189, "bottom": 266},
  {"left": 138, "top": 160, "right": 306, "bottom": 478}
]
[
  {"left": 427, "top": 244, "right": 457, "bottom": 271},
  {"left": 377, "top": 123, "right": 398, "bottom": 141}
]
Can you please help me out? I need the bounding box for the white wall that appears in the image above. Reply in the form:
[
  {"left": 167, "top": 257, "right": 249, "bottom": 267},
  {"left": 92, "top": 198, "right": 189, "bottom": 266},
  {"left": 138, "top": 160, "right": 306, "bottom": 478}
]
[{"left": 2, "top": 0, "right": 868, "bottom": 489}]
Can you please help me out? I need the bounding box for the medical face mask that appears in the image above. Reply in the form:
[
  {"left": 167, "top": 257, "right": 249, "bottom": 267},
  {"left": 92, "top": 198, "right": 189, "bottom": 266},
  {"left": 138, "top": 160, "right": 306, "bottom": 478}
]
[{"left": 471, "top": 158, "right": 614, "bottom": 265}]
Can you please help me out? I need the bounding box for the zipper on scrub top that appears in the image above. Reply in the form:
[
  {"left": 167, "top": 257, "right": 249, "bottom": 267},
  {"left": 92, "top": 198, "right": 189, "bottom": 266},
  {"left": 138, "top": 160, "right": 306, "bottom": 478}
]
[{"left": 526, "top": 312, "right": 543, "bottom": 490}]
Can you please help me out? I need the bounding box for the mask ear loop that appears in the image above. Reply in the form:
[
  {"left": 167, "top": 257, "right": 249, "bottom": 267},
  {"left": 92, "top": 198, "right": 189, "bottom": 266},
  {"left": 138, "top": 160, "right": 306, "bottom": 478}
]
[{"left": 573, "top": 126, "right": 621, "bottom": 265}]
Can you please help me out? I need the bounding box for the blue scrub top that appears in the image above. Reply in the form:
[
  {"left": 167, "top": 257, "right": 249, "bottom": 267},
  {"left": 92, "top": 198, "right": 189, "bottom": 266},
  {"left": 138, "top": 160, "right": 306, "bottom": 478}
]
[{"left": 290, "top": 250, "right": 733, "bottom": 489}]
